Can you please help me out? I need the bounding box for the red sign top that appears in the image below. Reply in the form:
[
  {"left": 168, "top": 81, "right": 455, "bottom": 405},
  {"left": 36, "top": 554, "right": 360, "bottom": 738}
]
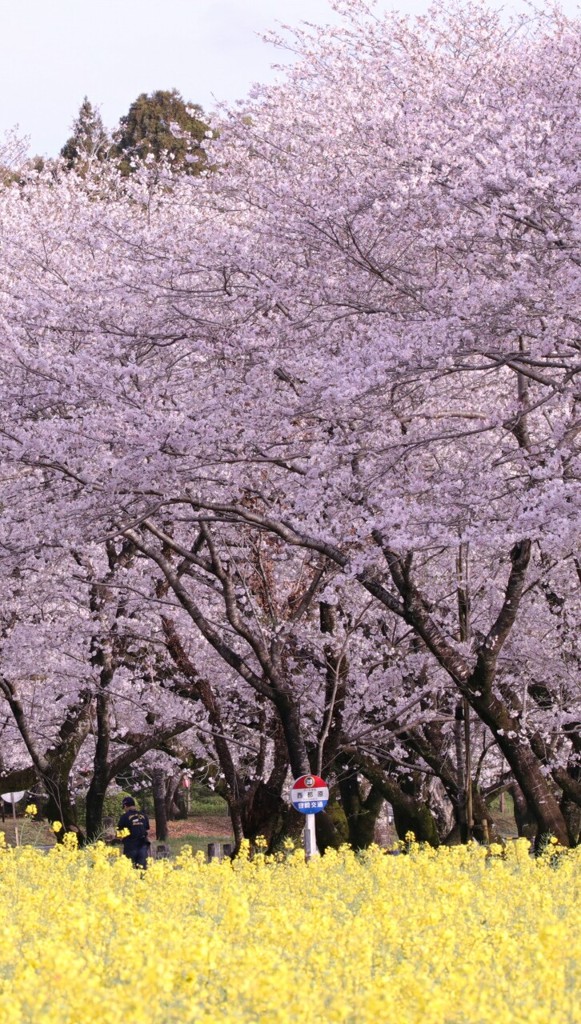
[{"left": 292, "top": 774, "right": 327, "bottom": 791}]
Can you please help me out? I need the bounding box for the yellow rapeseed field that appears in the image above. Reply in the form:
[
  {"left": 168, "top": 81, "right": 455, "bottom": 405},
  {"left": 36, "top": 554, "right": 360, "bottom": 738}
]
[{"left": 0, "top": 835, "right": 579, "bottom": 1024}]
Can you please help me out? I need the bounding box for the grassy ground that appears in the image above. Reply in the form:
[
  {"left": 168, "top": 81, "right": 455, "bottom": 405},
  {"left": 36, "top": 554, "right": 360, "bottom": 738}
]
[
  {"left": 489, "top": 793, "right": 518, "bottom": 839},
  {"left": 161, "top": 833, "right": 233, "bottom": 858},
  {"left": 0, "top": 812, "right": 234, "bottom": 857},
  {"left": 0, "top": 798, "right": 518, "bottom": 855},
  {"left": 0, "top": 816, "right": 56, "bottom": 848}
]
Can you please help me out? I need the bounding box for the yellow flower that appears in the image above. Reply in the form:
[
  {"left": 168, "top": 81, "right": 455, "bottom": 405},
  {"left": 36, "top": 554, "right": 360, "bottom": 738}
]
[
  {"left": 52, "top": 821, "right": 63, "bottom": 833},
  {"left": 0, "top": 836, "right": 578, "bottom": 1021},
  {"left": 116, "top": 827, "right": 130, "bottom": 839},
  {"left": 25, "top": 804, "right": 38, "bottom": 817}
]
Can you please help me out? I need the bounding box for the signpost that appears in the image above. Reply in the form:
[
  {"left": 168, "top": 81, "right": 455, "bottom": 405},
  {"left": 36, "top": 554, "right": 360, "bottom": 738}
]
[
  {"left": 290, "top": 774, "right": 329, "bottom": 860},
  {"left": 1, "top": 791, "right": 26, "bottom": 846}
]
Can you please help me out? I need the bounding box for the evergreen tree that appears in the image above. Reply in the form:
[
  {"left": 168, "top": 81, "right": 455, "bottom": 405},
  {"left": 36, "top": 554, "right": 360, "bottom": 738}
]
[
  {"left": 114, "top": 89, "right": 209, "bottom": 175},
  {"left": 61, "top": 98, "right": 110, "bottom": 170}
]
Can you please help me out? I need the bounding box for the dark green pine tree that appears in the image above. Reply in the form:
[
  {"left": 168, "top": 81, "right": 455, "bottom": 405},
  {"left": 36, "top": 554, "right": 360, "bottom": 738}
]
[
  {"left": 114, "top": 89, "right": 210, "bottom": 175},
  {"left": 61, "top": 97, "right": 110, "bottom": 169}
]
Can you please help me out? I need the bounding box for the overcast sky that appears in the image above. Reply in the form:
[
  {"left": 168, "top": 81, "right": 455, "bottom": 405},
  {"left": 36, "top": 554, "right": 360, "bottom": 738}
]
[{"left": 0, "top": 0, "right": 578, "bottom": 157}]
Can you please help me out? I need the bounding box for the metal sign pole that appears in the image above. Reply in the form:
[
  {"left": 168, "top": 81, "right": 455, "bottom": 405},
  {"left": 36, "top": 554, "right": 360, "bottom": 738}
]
[
  {"left": 304, "top": 812, "right": 318, "bottom": 861},
  {"left": 11, "top": 799, "right": 18, "bottom": 847}
]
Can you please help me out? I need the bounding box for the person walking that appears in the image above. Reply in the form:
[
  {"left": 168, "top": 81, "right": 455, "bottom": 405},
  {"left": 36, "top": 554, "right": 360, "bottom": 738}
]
[{"left": 117, "top": 796, "right": 150, "bottom": 868}]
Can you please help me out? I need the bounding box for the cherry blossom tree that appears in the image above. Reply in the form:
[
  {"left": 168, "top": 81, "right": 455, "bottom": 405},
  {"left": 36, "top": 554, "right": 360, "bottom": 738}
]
[{"left": 0, "top": 1, "right": 580, "bottom": 846}]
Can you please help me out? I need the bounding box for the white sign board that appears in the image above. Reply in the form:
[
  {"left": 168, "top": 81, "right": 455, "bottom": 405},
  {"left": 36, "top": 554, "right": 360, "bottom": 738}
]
[{"left": 0, "top": 791, "right": 25, "bottom": 805}]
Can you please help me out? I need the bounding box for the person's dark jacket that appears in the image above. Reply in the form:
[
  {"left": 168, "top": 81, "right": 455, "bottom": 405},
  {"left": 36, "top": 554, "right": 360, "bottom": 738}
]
[{"left": 117, "top": 808, "right": 150, "bottom": 859}]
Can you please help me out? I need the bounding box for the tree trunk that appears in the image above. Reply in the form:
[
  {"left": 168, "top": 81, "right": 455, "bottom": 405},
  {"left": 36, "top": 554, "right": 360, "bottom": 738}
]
[
  {"left": 339, "top": 752, "right": 440, "bottom": 847},
  {"left": 469, "top": 691, "right": 568, "bottom": 845},
  {"left": 376, "top": 538, "right": 570, "bottom": 845},
  {"left": 558, "top": 760, "right": 581, "bottom": 847},
  {"left": 559, "top": 797, "right": 580, "bottom": 847},
  {"left": 510, "top": 784, "right": 537, "bottom": 842},
  {"left": 152, "top": 768, "right": 168, "bottom": 842},
  {"left": 391, "top": 799, "right": 440, "bottom": 846},
  {"left": 314, "top": 798, "right": 349, "bottom": 852},
  {"left": 228, "top": 803, "right": 244, "bottom": 854},
  {"left": 43, "top": 774, "right": 85, "bottom": 846},
  {"left": 341, "top": 781, "right": 384, "bottom": 850},
  {"left": 164, "top": 775, "right": 183, "bottom": 819},
  {"left": 85, "top": 689, "right": 111, "bottom": 841},
  {"left": 85, "top": 774, "right": 109, "bottom": 842},
  {"left": 273, "top": 692, "right": 310, "bottom": 778},
  {"left": 239, "top": 779, "right": 287, "bottom": 846},
  {"left": 0, "top": 766, "right": 36, "bottom": 794}
]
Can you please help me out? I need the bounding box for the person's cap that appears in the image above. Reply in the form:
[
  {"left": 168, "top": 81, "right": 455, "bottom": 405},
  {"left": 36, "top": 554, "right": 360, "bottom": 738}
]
[{"left": 122, "top": 796, "right": 135, "bottom": 807}]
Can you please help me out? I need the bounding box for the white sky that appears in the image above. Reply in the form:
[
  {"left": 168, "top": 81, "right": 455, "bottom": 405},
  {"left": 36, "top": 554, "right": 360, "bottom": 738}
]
[{"left": 0, "top": 0, "right": 578, "bottom": 157}]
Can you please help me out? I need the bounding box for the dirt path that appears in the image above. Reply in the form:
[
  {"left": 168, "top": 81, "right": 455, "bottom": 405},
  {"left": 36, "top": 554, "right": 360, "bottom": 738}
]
[{"left": 167, "top": 815, "right": 233, "bottom": 839}]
